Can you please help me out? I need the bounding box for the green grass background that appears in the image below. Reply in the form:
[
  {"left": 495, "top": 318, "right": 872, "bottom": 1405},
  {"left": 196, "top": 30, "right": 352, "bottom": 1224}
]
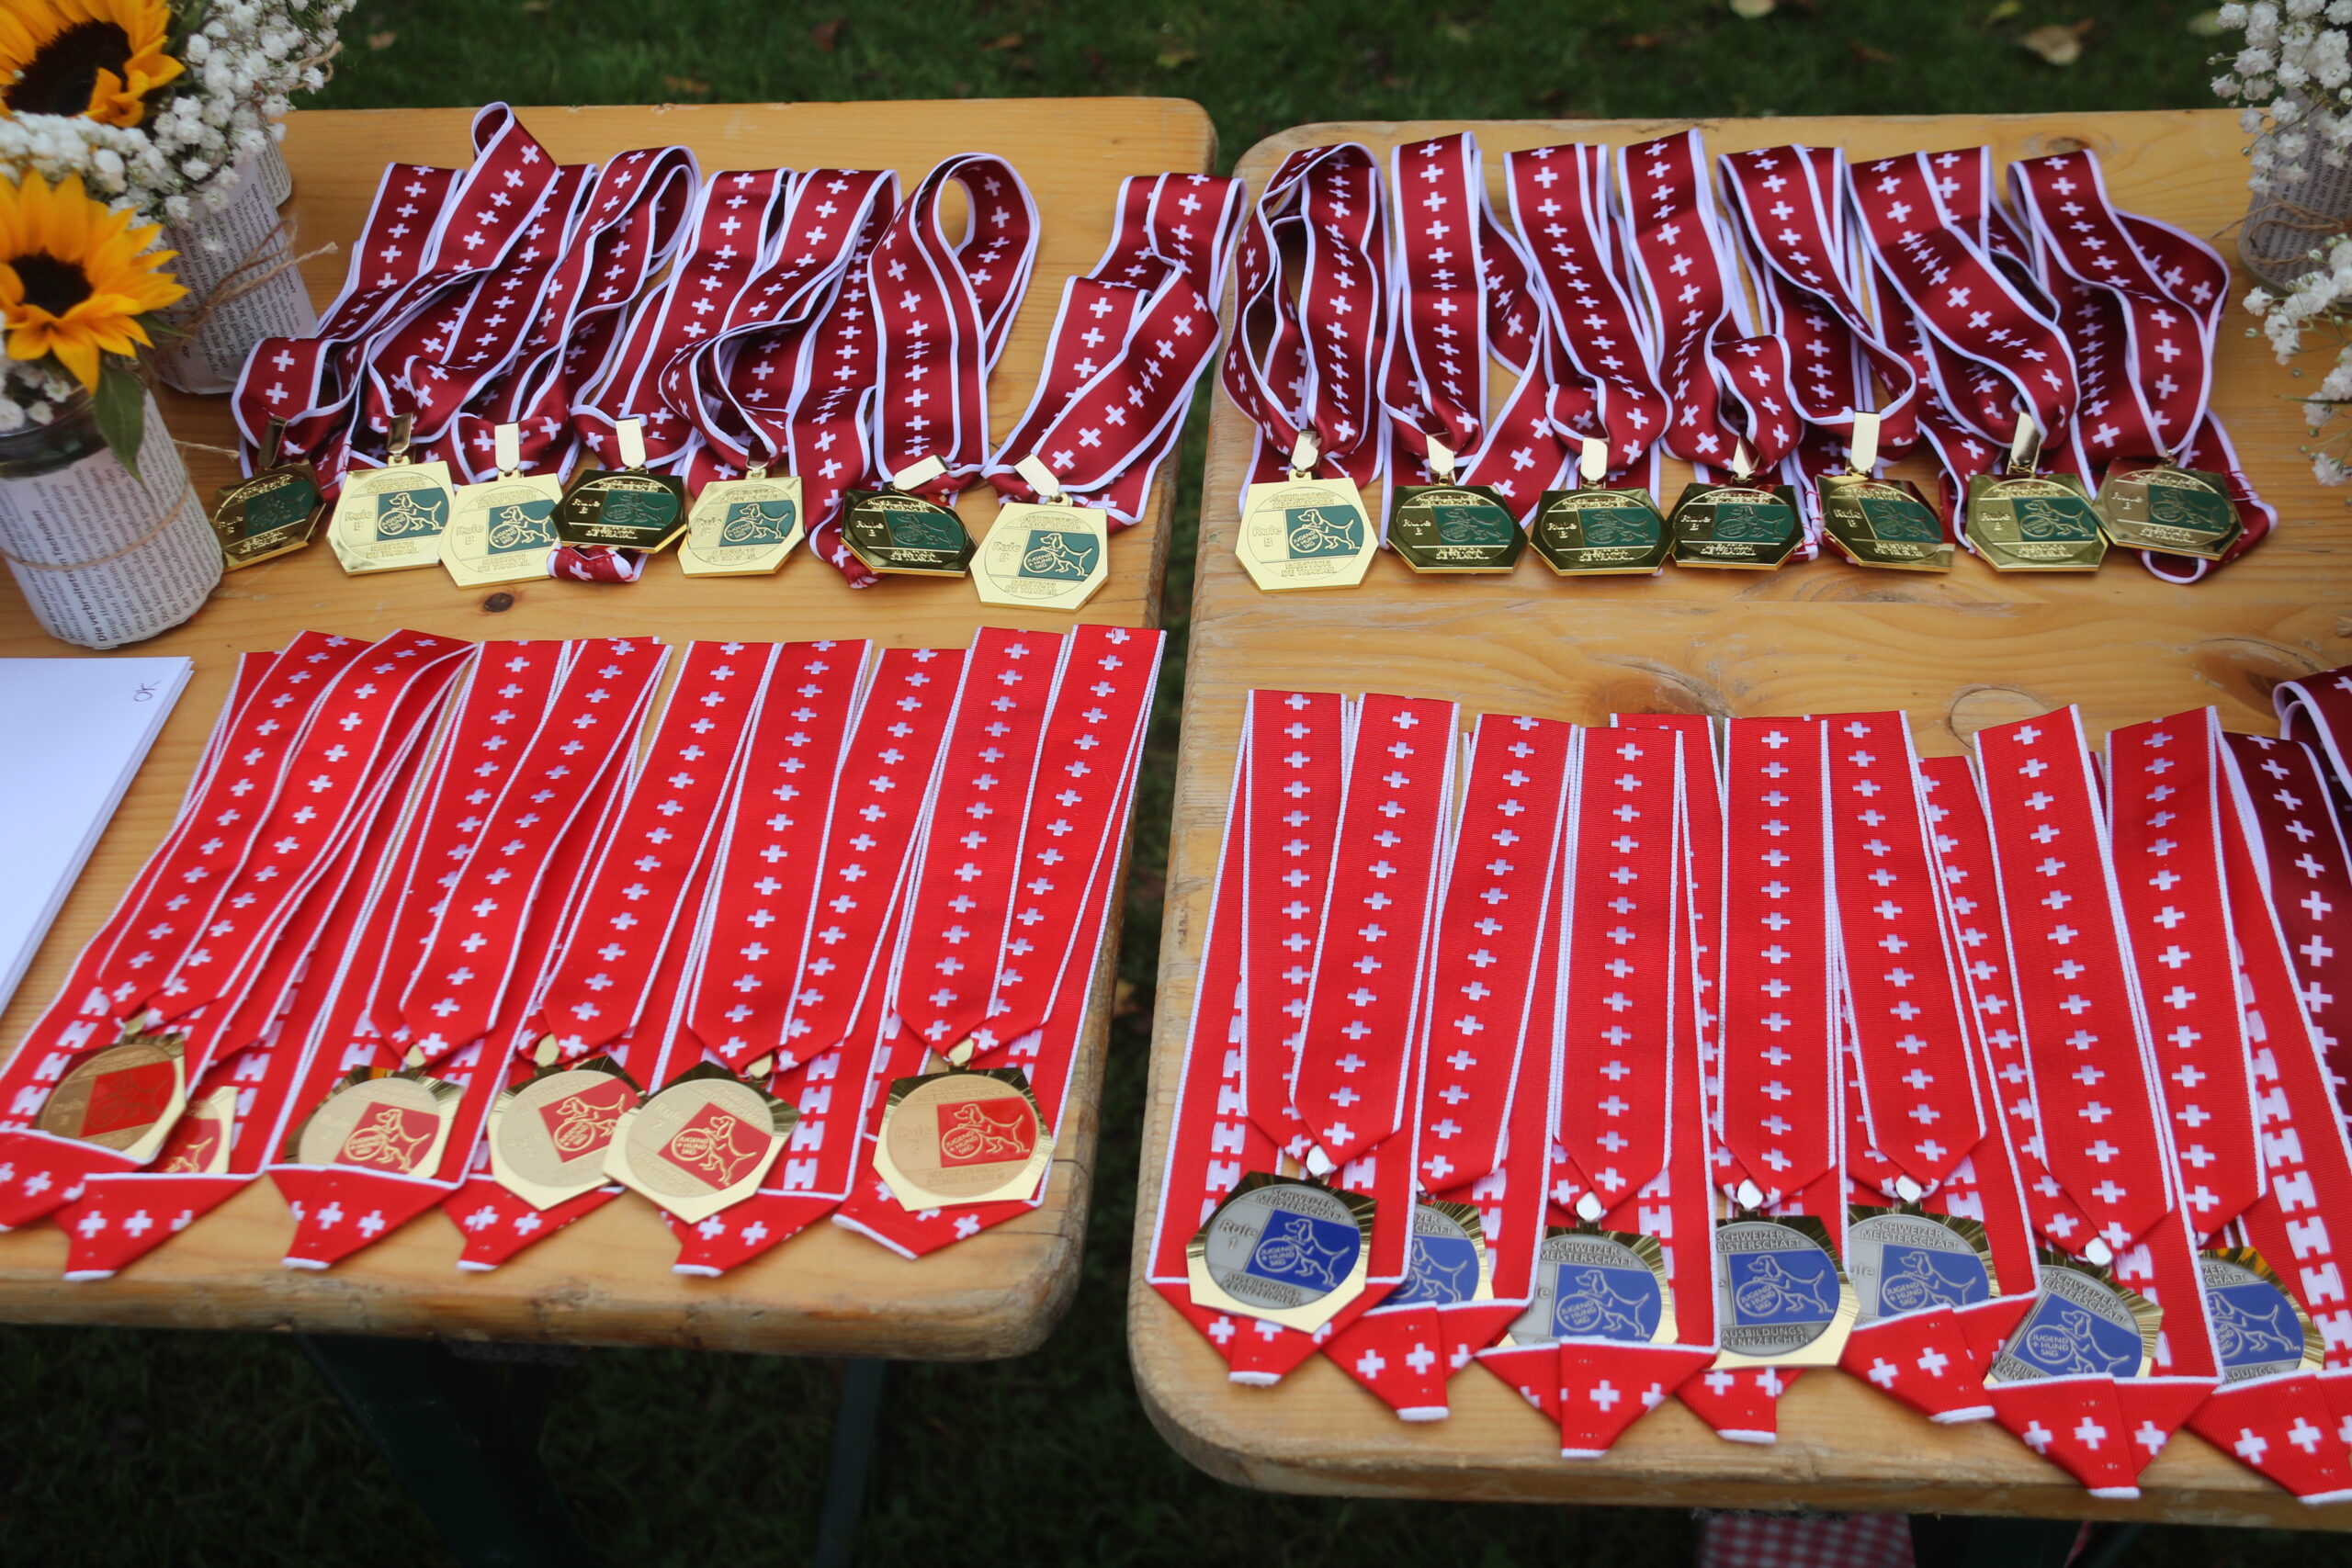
[{"left": 4, "top": 3, "right": 2338, "bottom": 1564}]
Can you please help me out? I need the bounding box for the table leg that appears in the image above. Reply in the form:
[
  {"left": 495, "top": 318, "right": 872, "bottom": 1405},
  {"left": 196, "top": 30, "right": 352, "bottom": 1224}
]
[
  {"left": 813, "top": 1358, "right": 888, "bottom": 1568},
  {"left": 1908, "top": 1514, "right": 2101, "bottom": 1568},
  {"left": 298, "top": 1334, "right": 598, "bottom": 1568}
]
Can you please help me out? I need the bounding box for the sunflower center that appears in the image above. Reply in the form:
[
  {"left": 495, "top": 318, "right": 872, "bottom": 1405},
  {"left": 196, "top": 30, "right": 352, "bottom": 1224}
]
[
  {"left": 6, "top": 21, "right": 135, "bottom": 118},
  {"left": 11, "top": 253, "right": 93, "bottom": 317}
]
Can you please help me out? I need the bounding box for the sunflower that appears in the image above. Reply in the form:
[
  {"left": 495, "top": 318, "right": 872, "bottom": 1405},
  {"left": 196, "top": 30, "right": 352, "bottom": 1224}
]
[
  {"left": 0, "top": 0, "right": 182, "bottom": 127},
  {"left": 0, "top": 170, "right": 181, "bottom": 389}
]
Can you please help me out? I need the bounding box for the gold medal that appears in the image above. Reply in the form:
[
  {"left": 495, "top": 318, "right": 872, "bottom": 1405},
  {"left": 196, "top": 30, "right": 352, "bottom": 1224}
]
[
  {"left": 284, "top": 1063, "right": 463, "bottom": 1175},
  {"left": 210, "top": 417, "right": 324, "bottom": 570},
  {"left": 2095, "top": 454, "right": 2243, "bottom": 560},
  {"left": 602, "top": 1060, "right": 795, "bottom": 1224},
  {"left": 1986, "top": 1249, "right": 2161, "bottom": 1384},
  {"left": 1235, "top": 432, "right": 1377, "bottom": 592},
  {"left": 679, "top": 462, "right": 803, "bottom": 578},
  {"left": 155, "top": 1085, "right": 236, "bottom": 1174},
  {"left": 441, "top": 422, "right": 561, "bottom": 589},
  {"left": 1187, "top": 1171, "right": 1374, "bottom": 1333},
  {"left": 1385, "top": 437, "right": 1523, "bottom": 574},
  {"left": 554, "top": 416, "right": 687, "bottom": 552},
  {"left": 1815, "top": 412, "right": 1951, "bottom": 572},
  {"left": 841, "top": 455, "right": 978, "bottom": 577},
  {"left": 1668, "top": 442, "right": 1803, "bottom": 570},
  {"left": 1531, "top": 437, "right": 1670, "bottom": 577},
  {"left": 486, "top": 1039, "right": 640, "bottom": 1210},
  {"left": 1711, "top": 1210, "right": 1859, "bottom": 1368},
  {"left": 1963, "top": 413, "right": 2107, "bottom": 571},
  {"left": 328, "top": 412, "right": 456, "bottom": 575},
  {"left": 35, "top": 1030, "right": 189, "bottom": 1164},
  {"left": 872, "top": 1064, "right": 1054, "bottom": 1211},
  {"left": 972, "top": 456, "right": 1109, "bottom": 611}
]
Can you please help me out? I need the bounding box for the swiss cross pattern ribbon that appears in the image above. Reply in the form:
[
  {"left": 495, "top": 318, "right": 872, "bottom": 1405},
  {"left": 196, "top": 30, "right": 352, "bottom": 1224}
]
[
  {"left": 1716, "top": 717, "right": 1839, "bottom": 1205},
  {"left": 2106, "top": 711, "right": 2264, "bottom": 1241},
  {"left": 983, "top": 173, "right": 1244, "bottom": 523},
  {"left": 533, "top": 640, "right": 773, "bottom": 1057},
  {"left": 1291, "top": 694, "right": 1456, "bottom": 1172},
  {"left": 865, "top": 154, "right": 1038, "bottom": 502},
  {"left": 1415, "top": 714, "right": 1572, "bottom": 1193},
  {"left": 1223, "top": 144, "right": 1390, "bottom": 495},
  {"left": 682, "top": 640, "right": 869, "bottom": 1067},
  {"left": 2226, "top": 727, "right": 2352, "bottom": 1116},
  {"left": 399, "top": 639, "right": 668, "bottom": 1062},
  {"left": 1820, "top": 713, "right": 1984, "bottom": 1191},
  {"left": 1238, "top": 690, "right": 1344, "bottom": 1156}
]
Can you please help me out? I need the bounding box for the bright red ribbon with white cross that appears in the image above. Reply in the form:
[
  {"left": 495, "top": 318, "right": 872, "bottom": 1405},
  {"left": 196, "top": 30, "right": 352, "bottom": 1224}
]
[{"left": 1223, "top": 144, "right": 1391, "bottom": 495}]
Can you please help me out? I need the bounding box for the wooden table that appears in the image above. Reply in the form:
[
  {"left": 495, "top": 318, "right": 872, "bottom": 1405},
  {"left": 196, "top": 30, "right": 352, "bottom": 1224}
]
[
  {"left": 1131, "top": 110, "right": 2352, "bottom": 1529},
  {"left": 0, "top": 97, "right": 1214, "bottom": 1361}
]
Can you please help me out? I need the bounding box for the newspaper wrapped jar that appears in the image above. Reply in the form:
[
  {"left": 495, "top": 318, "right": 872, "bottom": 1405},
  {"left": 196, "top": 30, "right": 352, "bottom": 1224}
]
[
  {"left": 0, "top": 391, "right": 220, "bottom": 649},
  {"left": 153, "top": 151, "right": 317, "bottom": 396}
]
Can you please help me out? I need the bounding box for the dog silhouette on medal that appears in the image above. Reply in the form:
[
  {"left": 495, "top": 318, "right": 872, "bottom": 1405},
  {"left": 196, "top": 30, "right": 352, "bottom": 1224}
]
[
  {"left": 1285, "top": 505, "right": 1361, "bottom": 557},
  {"left": 1876, "top": 1246, "right": 1987, "bottom": 1314},
  {"left": 1729, "top": 1253, "right": 1836, "bottom": 1324},
  {"left": 1400, "top": 1235, "right": 1477, "bottom": 1304},
  {"left": 2016, "top": 1299, "right": 2141, "bottom": 1377},
  {"left": 2210, "top": 1284, "right": 2303, "bottom": 1366},
  {"left": 1250, "top": 1213, "right": 1351, "bottom": 1290},
  {"left": 1554, "top": 1267, "right": 1658, "bottom": 1340}
]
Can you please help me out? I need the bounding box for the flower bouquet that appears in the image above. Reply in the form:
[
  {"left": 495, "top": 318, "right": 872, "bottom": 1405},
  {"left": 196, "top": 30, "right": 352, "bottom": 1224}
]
[{"left": 0, "top": 0, "right": 352, "bottom": 392}]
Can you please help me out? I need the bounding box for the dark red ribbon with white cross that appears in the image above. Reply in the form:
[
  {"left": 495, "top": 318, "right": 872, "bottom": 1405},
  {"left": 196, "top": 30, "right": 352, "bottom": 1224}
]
[
  {"left": 981, "top": 174, "right": 1242, "bottom": 525},
  {"left": 2007, "top": 151, "right": 2275, "bottom": 579},
  {"left": 1222, "top": 144, "right": 1391, "bottom": 495},
  {"left": 571, "top": 169, "right": 792, "bottom": 473},
  {"left": 1503, "top": 146, "right": 1669, "bottom": 478},
  {"left": 865, "top": 154, "right": 1039, "bottom": 502},
  {"left": 2229, "top": 715, "right": 2352, "bottom": 1118}
]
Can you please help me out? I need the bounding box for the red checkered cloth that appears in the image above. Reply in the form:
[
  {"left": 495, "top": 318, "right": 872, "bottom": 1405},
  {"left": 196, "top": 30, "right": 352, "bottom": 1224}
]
[{"left": 1697, "top": 1514, "right": 1915, "bottom": 1568}]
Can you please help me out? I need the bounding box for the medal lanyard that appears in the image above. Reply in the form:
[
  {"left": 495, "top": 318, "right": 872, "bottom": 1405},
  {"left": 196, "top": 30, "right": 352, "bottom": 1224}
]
[
  {"left": 1415, "top": 715, "right": 1572, "bottom": 1195},
  {"left": 2224, "top": 726, "right": 2352, "bottom": 1118},
  {"left": 1973, "top": 708, "right": 2176, "bottom": 1259},
  {"left": 133, "top": 633, "right": 475, "bottom": 1059},
  {"left": 571, "top": 168, "right": 792, "bottom": 475},
  {"left": 982, "top": 173, "right": 1246, "bottom": 522},
  {"left": 1555, "top": 724, "right": 1682, "bottom": 1215},
  {"left": 1919, "top": 753, "right": 2101, "bottom": 1253},
  {"left": 865, "top": 154, "right": 1040, "bottom": 502},
  {"left": 1239, "top": 689, "right": 1347, "bottom": 1157},
  {"left": 885, "top": 627, "right": 1069, "bottom": 1058},
  {"left": 954, "top": 625, "right": 1163, "bottom": 1068},
  {"left": 398, "top": 639, "right": 670, "bottom": 1066},
  {"left": 1819, "top": 713, "right": 1985, "bottom": 1198},
  {"left": 1379, "top": 133, "right": 1544, "bottom": 492},
  {"left": 1504, "top": 145, "right": 1668, "bottom": 483},
  {"left": 671, "top": 169, "right": 898, "bottom": 486},
  {"left": 1848, "top": 151, "right": 2080, "bottom": 483},
  {"left": 1223, "top": 143, "right": 1390, "bottom": 493},
  {"left": 479, "top": 146, "right": 704, "bottom": 483},
  {"left": 1291, "top": 694, "right": 1457, "bottom": 1176},
  {"left": 1717, "top": 147, "right": 1923, "bottom": 483},
  {"left": 1615, "top": 715, "right": 1727, "bottom": 1133},
  {"left": 2006, "top": 151, "right": 2276, "bottom": 579},
  {"left": 532, "top": 640, "right": 777, "bottom": 1059},
  {"left": 2105, "top": 710, "right": 2265, "bottom": 1242},
  {"left": 1715, "top": 717, "right": 1841, "bottom": 1213},
  {"left": 235, "top": 103, "right": 560, "bottom": 485},
  {"left": 1617, "top": 130, "right": 1803, "bottom": 478},
  {"left": 680, "top": 640, "right": 871, "bottom": 1069}
]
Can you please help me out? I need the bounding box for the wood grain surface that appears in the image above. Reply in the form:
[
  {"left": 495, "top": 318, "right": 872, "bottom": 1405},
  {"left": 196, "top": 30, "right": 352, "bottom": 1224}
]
[
  {"left": 1130, "top": 110, "right": 2352, "bottom": 1525},
  {"left": 0, "top": 97, "right": 1215, "bottom": 1359}
]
